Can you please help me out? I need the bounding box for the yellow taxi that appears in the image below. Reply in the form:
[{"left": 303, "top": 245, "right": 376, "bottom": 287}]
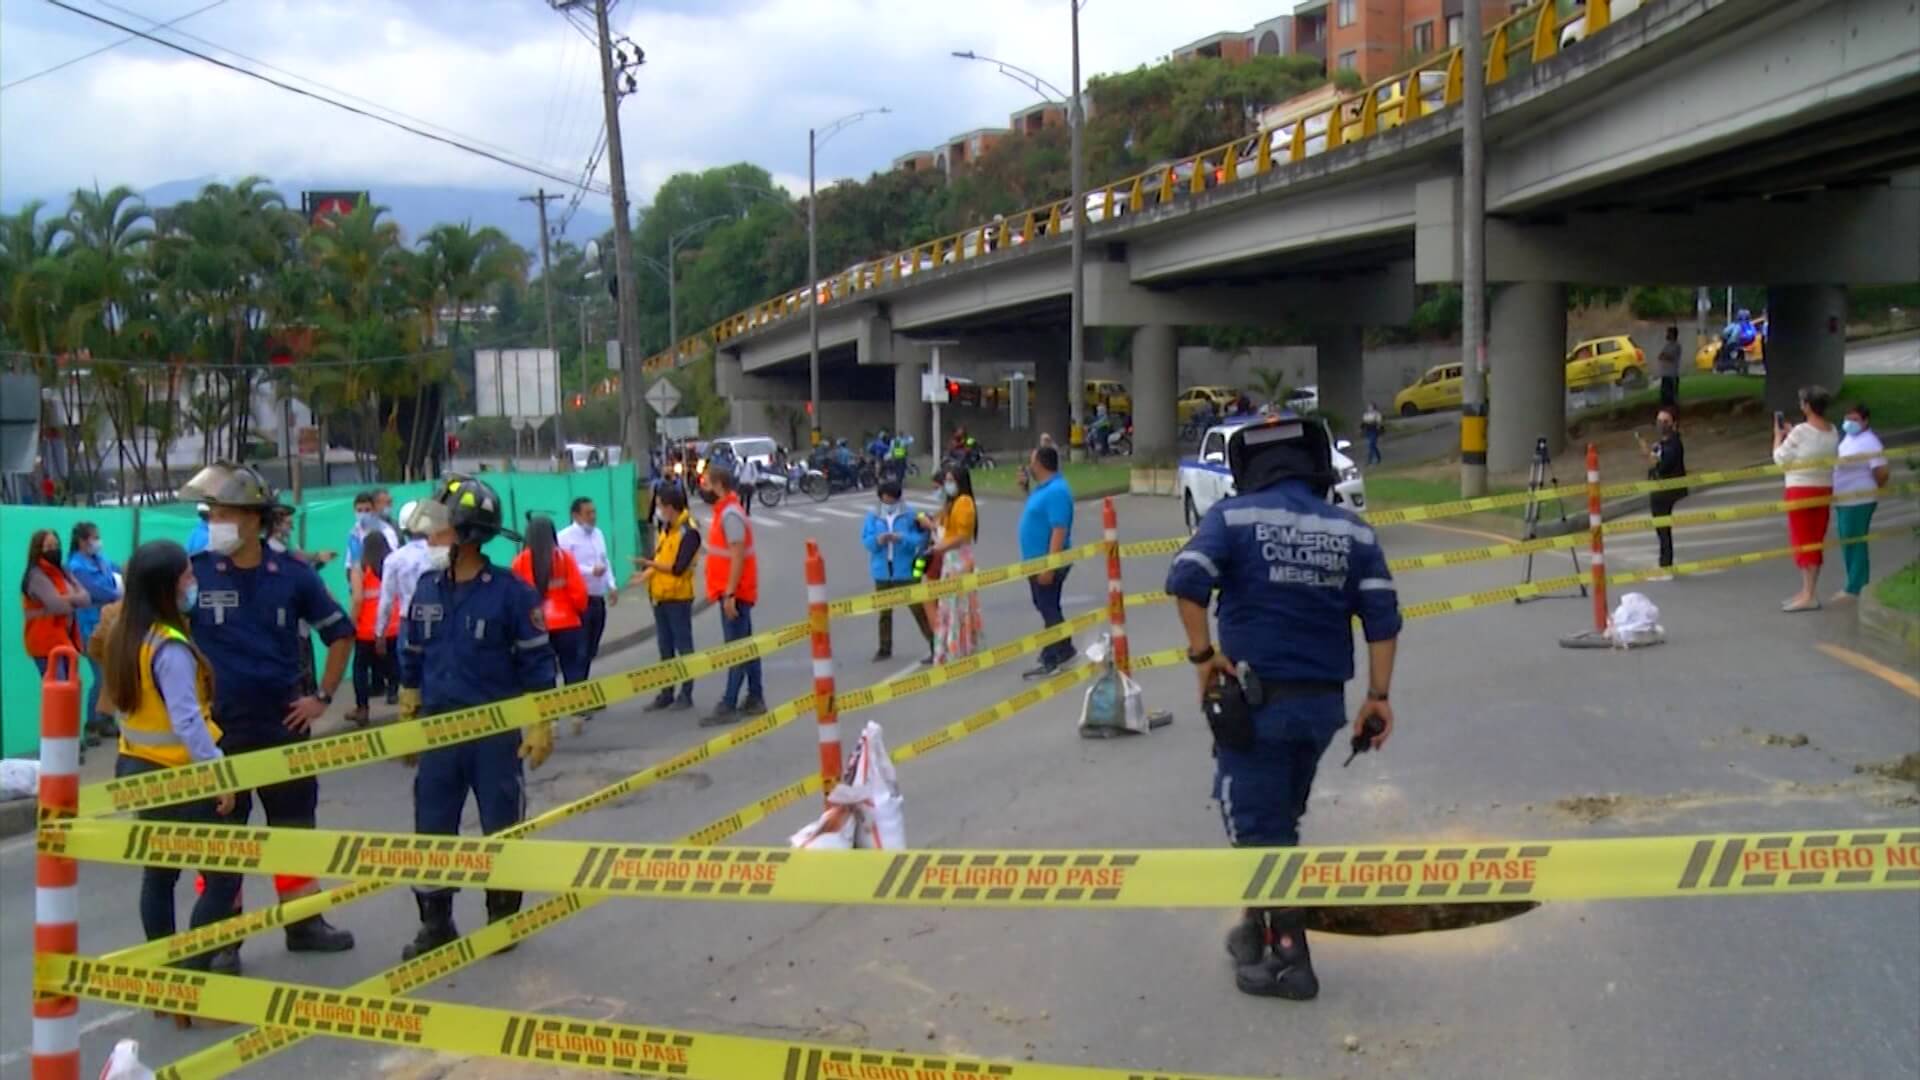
[
  {"left": 1177, "top": 385, "right": 1240, "bottom": 424},
  {"left": 1084, "top": 379, "right": 1132, "bottom": 417},
  {"left": 1565, "top": 335, "right": 1648, "bottom": 390},
  {"left": 1393, "top": 362, "right": 1465, "bottom": 416}
]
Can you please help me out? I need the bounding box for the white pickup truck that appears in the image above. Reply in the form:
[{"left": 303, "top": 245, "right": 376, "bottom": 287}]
[{"left": 1179, "top": 417, "right": 1366, "bottom": 531}]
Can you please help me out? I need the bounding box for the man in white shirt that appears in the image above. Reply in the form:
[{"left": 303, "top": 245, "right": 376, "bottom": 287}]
[
  {"left": 1831, "top": 402, "right": 1890, "bottom": 603},
  {"left": 736, "top": 454, "right": 760, "bottom": 517},
  {"left": 375, "top": 501, "right": 439, "bottom": 720},
  {"left": 558, "top": 496, "right": 616, "bottom": 670}
]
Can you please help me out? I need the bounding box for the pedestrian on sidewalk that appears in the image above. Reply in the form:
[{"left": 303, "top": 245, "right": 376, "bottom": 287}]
[
  {"left": 1019, "top": 444, "right": 1076, "bottom": 679},
  {"left": 101, "top": 540, "right": 238, "bottom": 985},
  {"left": 700, "top": 462, "right": 767, "bottom": 725},
  {"left": 1772, "top": 385, "right": 1840, "bottom": 612},
  {"left": 1360, "top": 403, "right": 1384, "bottom": 466},
  {"left": 634, "top": 486, "right": 700, "bottom": 711},
  {"left": 864, "top": 479, "right": 935, "bottom": 663},
  {"left": 399, "top": 475, "right": 555, "bottom": 960},
  {"left": 1636, "top": 406, "right": 1688, "bottom": 576},
  {"left": 558, "top": 497, "right": 615, "bottom": 672},
  {"left": 64, "top": 521, "right": 122, "bottom": 746},
  {"left": 1656, "top": 326, "right": 1683, "bottom": 408},
  {"left": 1831, "top": 403, "right": 1890, "bottom": 603},
  {"left": 22, "top": 528, "right": 90, "bottom": 676},
  {"left": 514, "top": 516, "right": 591, "bottom": 731},
  {"left": 178, "top": 462, "right": 356, "bottom": 973},
  {"left": 348, "top": 531, "right": 398, "bottom": 726},
  {"left": 921, "top": 465, "right": 981, "bottom": 664}
]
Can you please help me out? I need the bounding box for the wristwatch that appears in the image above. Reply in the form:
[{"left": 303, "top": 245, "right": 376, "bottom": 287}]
[
  {"left": 1367, "top": 689, "right": 1390, "bottom": 702},
  {"left": 1187, "top": 645, "right": 1216, "bottom": 665},
  {"left": 316, "top": 689, "right": 335, "bottom": 706}
]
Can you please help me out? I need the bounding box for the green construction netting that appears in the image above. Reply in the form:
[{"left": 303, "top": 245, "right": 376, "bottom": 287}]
[{"left": 1, "top": 464, "right": 637, "bottom": 756}]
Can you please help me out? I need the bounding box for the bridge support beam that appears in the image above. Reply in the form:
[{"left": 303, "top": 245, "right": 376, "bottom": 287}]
[
  {"left": 1487, "top": 282, "right": 1568, "bottom": 474},
  {"left": 1032, "top": 335, "right": 1071, "bottom": 452},
  {"left": 1764, "top": 285, "right": 1848, "bottom": 418},
  {"left": 1130, "top": 325, "right": 1178, "bottom": 462},
  {"left": 894, "top": 360, "right": 926, "bottom": 451},
  {"left": 1312, "top": 325, "right": 1365, "bottom": 438}
]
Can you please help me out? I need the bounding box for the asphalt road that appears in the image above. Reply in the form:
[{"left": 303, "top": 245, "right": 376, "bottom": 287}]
[{"left": 3, "top": 485, "right": 1916, "bottom": 1080}]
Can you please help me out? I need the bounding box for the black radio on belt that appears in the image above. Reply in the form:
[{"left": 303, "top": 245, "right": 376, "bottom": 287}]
[{"left": 1202, "top": 663, "right": 1264, "bottom": 752}]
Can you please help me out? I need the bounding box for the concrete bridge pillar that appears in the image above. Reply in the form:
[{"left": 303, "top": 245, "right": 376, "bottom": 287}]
[
  {"left": 1312, "top": 325, "right": 1365, "bottom": 436},
  {"left": 1031, "top": 336, "right": 1071, "bottom": 452},
  {"left": 1764, "top": 285, "right": 1847, "bottom": 418},
  {"left": 894, "top": 360, "right": 927, "bottom": 450},
  {"left": 1130, "top": 324, "right": 1178, "bottom": 461},
  {"left": 1487, "top": 282, "right": 1568, "bottom": 474}
]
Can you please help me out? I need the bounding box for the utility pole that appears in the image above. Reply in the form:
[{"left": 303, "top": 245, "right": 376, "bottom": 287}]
[
  {"left": 521, "top": 187, "right": 565, "bottom": 455},
  {"left": 560, "top": 0, "right": 648, "bottom": 469},
  {"left": 1458, "top": 0, "right": 1489, "bottom": 496},
  {"left": 808, "top": 125, "right": 821, "bottom": 450},
  {"left": 1068, "top": 0, "right": 1088, "bottom": 463}
]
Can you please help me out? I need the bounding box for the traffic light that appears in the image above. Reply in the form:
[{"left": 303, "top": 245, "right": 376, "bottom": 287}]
[{"left": 946, "top": 378, "right": 960, "bottom": 400}]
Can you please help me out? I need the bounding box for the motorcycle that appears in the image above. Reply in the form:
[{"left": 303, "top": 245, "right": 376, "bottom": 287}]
[{"left": 943, "top": 444, "right": 996, "bottom": 471}]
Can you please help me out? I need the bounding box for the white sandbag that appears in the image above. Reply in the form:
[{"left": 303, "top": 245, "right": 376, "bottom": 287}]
[
  {"left": 101, "top": 1039, "right": 157, "bottom": 1080},
  {"left": 1606, "top": 592, "right": 1665, "bottom": 647},
  {"left": 1078, "top": 648, "right": 1148, "bottom": 735},
  {"left": 835, "top": 722, "right": 908, "bottom": 850},
  {"left": 789, "top": 804, "right": 856, "bottom": 850},
  {"left": 0, "top": 758, "right": 38, "bottom": 800}
]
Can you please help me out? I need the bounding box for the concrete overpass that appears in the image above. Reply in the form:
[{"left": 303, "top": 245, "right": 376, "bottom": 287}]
[{"left": 711, "top": 0, "right": 1920, "bottom": 470}]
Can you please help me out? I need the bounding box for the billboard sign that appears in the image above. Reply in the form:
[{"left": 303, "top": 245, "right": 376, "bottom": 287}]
[
  {"left": 302, "top": 190, "right": 369, "bottom": 228},
  {"left": 472, "top": 348, "right": 559, "bottom": 421}
]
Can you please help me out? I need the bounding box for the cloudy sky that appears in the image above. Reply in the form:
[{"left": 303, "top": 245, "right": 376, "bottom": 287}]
[{"left": 0, "top": 0, "right": 1291, "bottom": 209}]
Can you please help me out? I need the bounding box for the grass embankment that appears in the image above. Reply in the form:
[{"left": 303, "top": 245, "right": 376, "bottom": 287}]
[
  {"left": 1877, "top": 561, "right": 1920, "bottom": 616},
  {"left": 1572, "top": 374, "right": 1920, "bottom": 433},
  {"left": 967, "top": 461, "right": 1133, "bottom": 500}
]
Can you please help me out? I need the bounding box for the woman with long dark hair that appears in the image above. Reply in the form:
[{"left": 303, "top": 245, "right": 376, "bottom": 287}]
[
  {"left": 102, "top": 541, "right": 237, "bottom": 995},
  {"left": 21, "top": 528, "right": 91, "bottom": 675},
  {"left": 922, "top": 464, "right": 981, "bottom": 663},
  {"left": 512, "top": 515, "right": 590, "bottom": 727},
  {"left": 65, "top": 521, "right": 122, "bottom": 745}
]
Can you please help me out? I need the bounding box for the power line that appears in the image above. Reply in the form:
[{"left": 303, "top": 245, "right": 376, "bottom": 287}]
[
  {"left": 42, "top": 0, "right": 610, "bottom": 196},
  {"left": 1, "top": 0, "right": 231, "bottom": 92}
]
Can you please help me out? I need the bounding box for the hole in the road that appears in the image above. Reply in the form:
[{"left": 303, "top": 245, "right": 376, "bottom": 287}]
[{"left": 1302, "top": 902, "right": 1539, "bottom": 936}]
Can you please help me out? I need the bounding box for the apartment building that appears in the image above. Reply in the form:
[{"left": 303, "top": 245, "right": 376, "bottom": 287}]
[
  {"left": 1317, "top": 0, "right": 1516, "bottom": 83},
  {"left": 1170, "top": 14, "right": 1297, "bottom": 64}
]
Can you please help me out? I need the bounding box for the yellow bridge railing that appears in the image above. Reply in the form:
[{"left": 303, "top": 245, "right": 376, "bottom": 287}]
[{"left": 641, "top": 0, "right": 1607, "bottom": 376}]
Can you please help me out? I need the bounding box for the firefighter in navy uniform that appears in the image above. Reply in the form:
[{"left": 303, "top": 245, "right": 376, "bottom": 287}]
[
  {"left": 398, "top": 475, "right": 557, "bottom": 959},
  {"left": 1165, "top": 416, "right": 1402, "bottom": 999},
  {"left": 176, "top": 463, "right": 358, "bottom": 972}
]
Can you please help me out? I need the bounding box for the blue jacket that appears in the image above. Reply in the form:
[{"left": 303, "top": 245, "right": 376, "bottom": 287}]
[
  {"left": 187, "top": 550, "right": 352, "bottom": 726},
  {"left": 1166, "top": 480, "right": 1401, "bottom": 684},
  {"left": 65, "top": 549, "right": 120, "bottom": 645},
  {"left": 862, "top": 503, "right": 928, "bottom": 582},
  {"left": 399, "top": 558, "right": 556, "bottom": 715}
]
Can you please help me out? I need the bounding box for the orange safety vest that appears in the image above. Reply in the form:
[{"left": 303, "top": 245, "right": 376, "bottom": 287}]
[
  {"left": 354, "top": 567, "right": 397, "bottom": 641},
  {"left": 704, "top": 492, "right": 758, "bottom": 604},
  {"left": 21, "top": 560, "right": 80, "bottom": 659},
  {"left": 511, "top": 548, "right": 588, "bottom": 631}
]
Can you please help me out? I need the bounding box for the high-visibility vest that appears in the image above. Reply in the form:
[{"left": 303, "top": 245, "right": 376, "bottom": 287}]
[
  {"left": 649, "top": 512, "right": 696, "bottom": 603},
  {"left": 704, "top": 492, "right": 758, "bottom": 604},
  {"left": 354, "top": 567, "right": 397, "bottom": 640},
  {"left": 21, "top": 562, "right": 80, "bottom": 659},
  {"left": 118, "top": 624, "right": 222, "bottom": 769}
]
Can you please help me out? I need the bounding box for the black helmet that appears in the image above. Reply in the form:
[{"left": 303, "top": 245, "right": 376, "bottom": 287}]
[
  {"left": 179, "top": 462, "right": 278, "bottom": 509},
  {"left": 415, "top": 474, "right": 519, "bottom": 545},
  {"left": 1227, "top": 414, "right": 1336, "bottom": 497}
]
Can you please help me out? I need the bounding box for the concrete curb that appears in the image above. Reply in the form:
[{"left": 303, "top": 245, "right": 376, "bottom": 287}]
[
  {"left": 1858, "top": 588, "right": 1920, "bottom": 658},
  {"left": 0, "top": 592, "right": 719, "bottom": 841}
]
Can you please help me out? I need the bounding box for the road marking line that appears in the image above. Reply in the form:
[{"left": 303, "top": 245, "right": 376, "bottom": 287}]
[
  {"left": 1815, "top": 643, "right": 1920, "bottom": 699},
  {"left": 1405, "top": 519, "right": 1514, "bottom": 545},
  {"left": 0, "top": 1008, "right": 138, "bottom": 1068},
  {"left": 750, "top": 514, "right": 786, "bottom": 527},
  {"left": 817, "top": 506, "right": 866, "bottom": 520}
]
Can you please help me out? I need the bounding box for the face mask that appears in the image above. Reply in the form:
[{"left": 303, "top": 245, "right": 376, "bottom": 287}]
[
  {"left": 85, "top": 539, "right": 103, "bottom": 556},
  {"left": 181, "top": 583, "right": 199, "bottom": 612},
  {"left": 206, "top": 521, "right": 242, "bottom": 555},
  {"left": 424, "top": 545, "right": 452, "bottom": 571},
  {"left": 943, "top": 480, "right": 960, "bottom": 498},
  {"left": 268, "top": 538, "right": 288, "bottom": 553},
  {"left": 1842, "top": 419, "right": 1863, "bottom": 437},
  {"left": 357, "top": 512, "right": 377, "bottom": 530}
]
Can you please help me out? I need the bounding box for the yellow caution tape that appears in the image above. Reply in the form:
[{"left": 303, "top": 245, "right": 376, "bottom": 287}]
[
  {"left": 1607, "top": 530, "right": 1904, "bottom": 589},
  {"left": 40, "top": 954, "right": 1264, "bottom": 1080},
  {"left": 1604, "top": 484, "right": 1920, "bottom": 538},
  {"left": 827, "top": 541, "right": 1107, "bottom": 617},
  {"left": 150, "top": 647, "right": 1132, "bottom": 1079},
  {"left": 1599, "top": 445, "right": 1918, "bottom": 501},
  {"left": 77, "top": 619, "right": 813, "bottom": 817},
  {"left": 43, "top": 818, "right": 1920, "bottom": 907}
]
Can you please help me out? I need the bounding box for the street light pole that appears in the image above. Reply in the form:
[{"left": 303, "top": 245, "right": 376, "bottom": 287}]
[
  {"left": 1068, "top": 0, "right": 1087, "bottom": 462},
  {"left": 1459, "top": 0, "right": 1488, "bottom": 496},
  {"left": 806, "top": 107, "right": 889, "bottom": 448},
  {"left": 664, "top": 214, "right": 732, "bottom": 365}
]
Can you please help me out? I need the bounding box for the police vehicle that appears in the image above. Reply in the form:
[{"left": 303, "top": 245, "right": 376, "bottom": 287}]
[{"left": 1180, "top": 416, "right": 1364, "bottom": 531}]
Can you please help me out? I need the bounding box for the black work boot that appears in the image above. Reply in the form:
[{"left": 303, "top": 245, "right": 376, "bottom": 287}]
[
  {"left": 1234, "top": 909, "right": 1318, "bottom": 1000},
  {"left": 1225, "top": 908, "right": 1267, "bottom": 966},
  {"left": 285, "top": 913, "right": 355, "bottom": 952},
  {"left": 402, "top": 893, "right": 458, "bottom": 960},
  {"left": 486, "top": 890, "right": 524, "bottom": 954},
  {"left": 207, "top": 943, "right": 242, "bottom": 976}
]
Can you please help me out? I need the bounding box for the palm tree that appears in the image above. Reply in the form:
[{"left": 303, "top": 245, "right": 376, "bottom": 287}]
[
  {"left": 1249, "top": 366, "right": 1290, "bottom": 407},
  {"left": 56, "top": 185, "right": 153, "bottom": 498},
  {"left": 308, "top": 202, "right": 411, "bottom": 479},
  {"left": 416, "top": 222, "right": 526, "bottom": 475}
]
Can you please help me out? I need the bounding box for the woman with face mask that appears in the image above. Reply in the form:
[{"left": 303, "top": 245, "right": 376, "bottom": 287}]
[
  {"left": 101, "top": 540, "right": 238, "bottom": 1004},
  {"left": 20, "top": 528, "right": 92, "bottom": 677},
  {"left": 1636, "top": 407, "right": 1687, "bottom": 577},
  {"left": 65, "top": 521, "right": 122, "bottom": 745},
  {"left": 631, "top": 485, "right": 702, "bottom": 711},
  {"left": 512, "top": 515, "right": 592, "bottom": 732},
  {"left": 1830, "top": 403, "right": 1890, "bottom": 602},
  {"left": 922, "top": 466, "right": 982, "bottom": 663}
]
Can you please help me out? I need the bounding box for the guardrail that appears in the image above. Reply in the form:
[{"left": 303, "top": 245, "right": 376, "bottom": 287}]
[{"left": 640, "top": 0, "right": 1606, "bottom": 375}]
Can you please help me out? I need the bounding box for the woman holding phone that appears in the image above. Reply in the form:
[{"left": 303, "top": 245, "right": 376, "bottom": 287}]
[{"left": 1771, "top": 385, "right": 1840, "bottom": 612}]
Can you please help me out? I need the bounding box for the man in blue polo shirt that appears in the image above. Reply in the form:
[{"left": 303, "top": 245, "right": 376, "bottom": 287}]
[{"left": 1019, "top": 443, "right": 1076, "bottom": 678}]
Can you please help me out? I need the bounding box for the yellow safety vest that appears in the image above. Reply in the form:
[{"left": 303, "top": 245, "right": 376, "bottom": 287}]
[
  {"left": 649, "top": 513, "right": 697, "bottom": 604},
  {"left": 118, "top": 625, "right": 221, "bottom": 769}
]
